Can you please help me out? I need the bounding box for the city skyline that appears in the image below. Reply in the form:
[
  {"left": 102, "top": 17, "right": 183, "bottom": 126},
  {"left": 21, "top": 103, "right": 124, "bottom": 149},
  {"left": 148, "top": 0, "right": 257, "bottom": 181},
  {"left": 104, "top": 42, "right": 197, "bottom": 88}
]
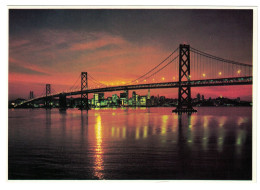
[{"left": 9, "top": 9, "right": 253, "bottom": 100}]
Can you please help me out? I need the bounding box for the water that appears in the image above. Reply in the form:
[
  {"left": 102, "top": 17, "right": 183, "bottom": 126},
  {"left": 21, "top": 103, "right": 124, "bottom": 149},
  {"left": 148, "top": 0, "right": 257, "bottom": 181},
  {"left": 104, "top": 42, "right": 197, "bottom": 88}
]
[{"left": 8, "top": 107, "right": 252, "bottom": 180}]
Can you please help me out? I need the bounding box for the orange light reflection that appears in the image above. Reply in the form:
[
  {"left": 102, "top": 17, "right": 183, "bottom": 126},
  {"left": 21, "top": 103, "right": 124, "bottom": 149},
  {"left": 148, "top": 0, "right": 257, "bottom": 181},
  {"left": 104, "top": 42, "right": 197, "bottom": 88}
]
[{"left": 94, "top": 115, "right": 104, "bottom": 179}]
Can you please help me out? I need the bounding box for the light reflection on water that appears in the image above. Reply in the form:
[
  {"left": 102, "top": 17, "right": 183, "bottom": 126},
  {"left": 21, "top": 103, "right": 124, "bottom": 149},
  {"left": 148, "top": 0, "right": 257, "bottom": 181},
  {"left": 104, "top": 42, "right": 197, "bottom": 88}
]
[
  {"left": 8, "top": 107, "right": 252, "bottom": 180},
  {"left": 94, "top": 115, "right": 104, "bottom": 179}
]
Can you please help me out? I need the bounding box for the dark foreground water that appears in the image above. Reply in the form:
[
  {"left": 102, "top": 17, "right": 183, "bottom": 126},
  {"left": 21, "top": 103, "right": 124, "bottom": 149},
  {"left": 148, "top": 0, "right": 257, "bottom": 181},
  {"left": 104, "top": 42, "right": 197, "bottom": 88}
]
[{"left": 8, "top": 107, "right": 252, "bottom": 180}]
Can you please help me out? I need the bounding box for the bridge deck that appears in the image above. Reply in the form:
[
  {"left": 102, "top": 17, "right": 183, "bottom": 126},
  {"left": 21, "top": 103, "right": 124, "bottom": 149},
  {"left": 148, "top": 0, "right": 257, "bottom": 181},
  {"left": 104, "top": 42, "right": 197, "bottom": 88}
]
[{"left": 18, "top": 76, "right": 252, "bottom": 106}]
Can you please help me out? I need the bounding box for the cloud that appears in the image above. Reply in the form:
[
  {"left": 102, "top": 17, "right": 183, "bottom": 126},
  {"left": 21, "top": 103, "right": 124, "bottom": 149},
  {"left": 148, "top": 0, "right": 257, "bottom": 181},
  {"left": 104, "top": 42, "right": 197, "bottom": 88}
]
[
  {"left": 9, "top": 65, "right": 49, "bottom": 76},
  {"left": 8, "top": 10, "right": 253, "bottom": 100},
  {"left": 9, "top": 57, "right": 50, "bottom": 75}
]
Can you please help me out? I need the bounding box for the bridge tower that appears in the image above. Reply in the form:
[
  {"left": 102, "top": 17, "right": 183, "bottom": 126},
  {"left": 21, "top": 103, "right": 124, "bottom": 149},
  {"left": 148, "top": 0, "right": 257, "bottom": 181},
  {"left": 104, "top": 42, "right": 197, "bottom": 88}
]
[
  {"left": 45, "top": 84, "right": 52, "bottom": 109},
  {"left": 173, "top": 44, "right": 197, "bottom": 114},
  {"left": 80, "top": 72, "right": 89, "bottom": 110},
  {"left": 29, "top": 91, "right": 34, "bottom": 99}
]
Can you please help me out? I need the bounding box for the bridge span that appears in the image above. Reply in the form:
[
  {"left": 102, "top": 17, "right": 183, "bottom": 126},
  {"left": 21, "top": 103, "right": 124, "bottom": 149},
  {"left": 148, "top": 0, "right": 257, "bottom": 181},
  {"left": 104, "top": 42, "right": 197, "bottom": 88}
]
[
  {"left": 19, "top": 76, "right": 252, "bottom": 106},
  {"left": 15, "top": 44, "right": 253, "bottom": 113}
]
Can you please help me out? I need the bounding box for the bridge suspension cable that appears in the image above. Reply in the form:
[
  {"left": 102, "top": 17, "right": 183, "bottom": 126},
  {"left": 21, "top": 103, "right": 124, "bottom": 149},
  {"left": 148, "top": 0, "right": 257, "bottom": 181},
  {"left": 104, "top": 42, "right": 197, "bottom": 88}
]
[
  {"left": 140, "top": 54, "right": 179, "bottom": 82},
  {"left": 190, "top": 47, "right": 252, "bottom": 67},
  {"left": 88, "top": 73, "right": 107, "bottom": 87},
  {"left": 68, "top": 73, "right": 81, "bottom": 91},
  {"left": 126, "top": 47, "right": 179, "bottom": 85},
  {"left": 190, "top": 46, "right": 252, "bottom": 80}
]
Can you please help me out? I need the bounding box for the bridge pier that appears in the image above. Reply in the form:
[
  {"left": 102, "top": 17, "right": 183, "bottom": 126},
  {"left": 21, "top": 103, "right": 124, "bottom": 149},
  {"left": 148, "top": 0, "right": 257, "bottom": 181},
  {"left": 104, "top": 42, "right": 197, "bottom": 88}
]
[
  {"left": 59, "top": 94, "right": 67, "bottom": 110},
  {"left": 173, "top": 44, "right": 197, "bottom": 114}
]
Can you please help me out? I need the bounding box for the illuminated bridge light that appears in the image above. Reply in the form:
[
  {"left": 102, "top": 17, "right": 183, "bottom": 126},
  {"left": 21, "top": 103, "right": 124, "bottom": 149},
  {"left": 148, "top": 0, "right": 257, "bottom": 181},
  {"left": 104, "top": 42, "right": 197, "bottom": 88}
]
[
  {"left": 219, "top": 72, "right": 222, "bottom": 75},
  {"left": 144, "top": 79, "right": 146, "bottom": 82},
  {"left": 162, "top": 77, "right": 165, "bottom": 81},
  {"left": 237, "top": 70, "right": 241, "bottom": 74},
  {"left": 202, "top": 73, "right": 206, "bottom": 77},
  {"left": 173, "top": 76, "right": 175, "bottom": 80}
]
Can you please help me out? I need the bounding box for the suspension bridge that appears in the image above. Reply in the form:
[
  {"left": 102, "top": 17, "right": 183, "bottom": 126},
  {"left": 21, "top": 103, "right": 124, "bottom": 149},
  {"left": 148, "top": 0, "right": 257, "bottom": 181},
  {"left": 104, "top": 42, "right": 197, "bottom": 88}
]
[{"left": 14, "top": 44, "right": 253, "bottom": 113}]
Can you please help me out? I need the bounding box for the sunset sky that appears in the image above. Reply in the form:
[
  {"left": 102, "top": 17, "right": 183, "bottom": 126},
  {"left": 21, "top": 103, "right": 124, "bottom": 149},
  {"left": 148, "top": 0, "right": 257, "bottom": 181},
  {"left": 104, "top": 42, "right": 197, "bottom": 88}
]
[{"left": 9, "top": 9, "right": 253, "bottom": 100}]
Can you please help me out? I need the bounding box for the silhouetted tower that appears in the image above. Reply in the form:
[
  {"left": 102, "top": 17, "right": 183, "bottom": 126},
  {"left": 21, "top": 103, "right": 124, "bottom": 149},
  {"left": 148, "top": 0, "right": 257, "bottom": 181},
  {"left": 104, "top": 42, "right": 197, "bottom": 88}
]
[
  {"left": 29, "top": 91, "right": 34, "bottom": 99},
  {"left": 45, "top": 84, "right": 52, "bottom": 108},
  {"left": 147, "top": 89, "right": 150, "bottom": 99},
  {"left": 132, "top": 91, "right": 136, "bottom": 106},
  {"left": 197, "top": 93, "right": 201, "bottom": 101},
  {"left": 173, "top": 44, "right": 197, "bottom": 114},
  {"left": 80, "top": 72, "right": 89, "bottom": 110}
]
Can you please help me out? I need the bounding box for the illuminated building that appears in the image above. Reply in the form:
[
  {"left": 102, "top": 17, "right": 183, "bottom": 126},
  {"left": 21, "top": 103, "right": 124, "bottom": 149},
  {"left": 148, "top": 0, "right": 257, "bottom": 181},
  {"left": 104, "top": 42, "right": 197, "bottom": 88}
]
[
  {"left": 94, "top": 93, "right": 99, "bottom": 106},
  {"left": 100, "top": 100, "right": 108, "bottom": 107},
  {"left": 93, "top": 93, "right": 105, "bottom": 107},
  {"left": 120, "top": 91, "right": 128, "bottom": 106},
  {"left": 132, "top": 91, "right": 137, "bottom": 106},
  {"left": 140, "top": 96, "right": 147, "bottom": 106},
  {"left": 107, "top": 97, "right": 112, "bottom": 104},
  {"left": 112, "top": 94, "right": 119, "bottom": 105}
]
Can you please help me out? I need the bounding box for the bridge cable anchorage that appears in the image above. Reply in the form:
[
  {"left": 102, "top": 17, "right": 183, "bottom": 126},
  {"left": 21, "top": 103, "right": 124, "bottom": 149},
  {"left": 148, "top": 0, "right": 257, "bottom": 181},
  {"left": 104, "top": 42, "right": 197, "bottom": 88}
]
[{"left": 126, "top": 47, "right": 179, "bottom": 85}]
